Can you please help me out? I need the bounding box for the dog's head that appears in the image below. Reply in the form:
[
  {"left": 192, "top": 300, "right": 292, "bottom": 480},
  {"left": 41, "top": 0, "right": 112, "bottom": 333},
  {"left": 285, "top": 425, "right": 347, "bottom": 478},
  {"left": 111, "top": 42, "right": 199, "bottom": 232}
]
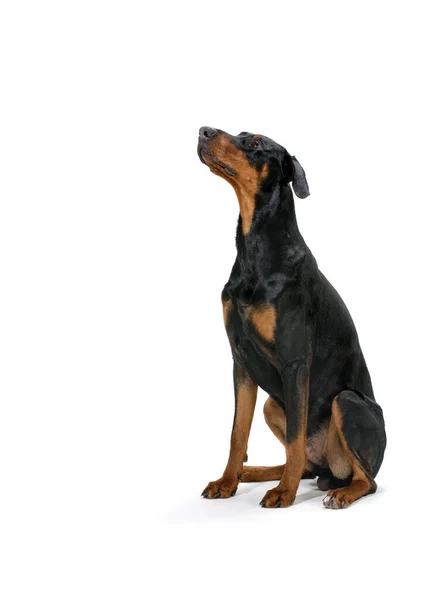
[{"left": 197, "top": 127, "right": 309, "bottom": 201}]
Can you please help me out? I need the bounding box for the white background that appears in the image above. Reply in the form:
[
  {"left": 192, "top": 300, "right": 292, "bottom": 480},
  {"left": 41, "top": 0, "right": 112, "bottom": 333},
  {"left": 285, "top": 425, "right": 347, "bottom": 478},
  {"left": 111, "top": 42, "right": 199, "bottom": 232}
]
[{"left": 1, "top": 1, "right": 444, "bottom": 598}]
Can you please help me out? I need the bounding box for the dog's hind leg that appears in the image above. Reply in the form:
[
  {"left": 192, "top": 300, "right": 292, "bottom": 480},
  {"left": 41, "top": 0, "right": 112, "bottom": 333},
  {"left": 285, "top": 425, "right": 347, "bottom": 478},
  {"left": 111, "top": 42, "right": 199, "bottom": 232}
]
[
  {"left": 323, "top": 391, "right": 386, "bottom": 509},
  {"left": 241, "top": 396, "right": 314, "bottom": 483},
  {"left": 241, "top": 464, "right": 285, "bottom": 482},
  {"left": 241, "top": 397, "right": 285, "bottom": 482}
]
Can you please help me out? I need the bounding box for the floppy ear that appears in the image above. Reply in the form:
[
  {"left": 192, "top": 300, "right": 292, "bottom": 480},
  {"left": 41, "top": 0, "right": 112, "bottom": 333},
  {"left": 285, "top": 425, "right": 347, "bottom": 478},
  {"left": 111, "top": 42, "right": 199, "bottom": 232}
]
[
  {"left": 290, "top": 155, "right": 310, "bottom": 199},
  {"left": 282, "top": 152, "right": 310, "bottom": 198}
]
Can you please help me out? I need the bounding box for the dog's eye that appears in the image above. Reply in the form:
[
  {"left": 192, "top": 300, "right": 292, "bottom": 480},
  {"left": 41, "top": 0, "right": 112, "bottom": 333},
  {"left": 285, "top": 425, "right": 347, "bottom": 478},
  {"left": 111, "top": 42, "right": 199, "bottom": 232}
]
[{"left": 249, "top": 139, "right": 261, "bottom": 149}]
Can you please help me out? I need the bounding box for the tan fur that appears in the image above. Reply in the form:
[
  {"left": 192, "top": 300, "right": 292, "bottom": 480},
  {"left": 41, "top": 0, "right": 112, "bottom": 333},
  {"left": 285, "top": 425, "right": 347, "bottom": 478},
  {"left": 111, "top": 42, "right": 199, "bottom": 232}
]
[
  {"left": 242, "top": 397, "right": 294, "bottom": 484},
  {"left": 263, "top": 395, "right": 286, "bottom": 443},
  {"left": 324, "top": 396, "right": 375, "bottom": 507},
  {"left": 222, "top": 298, "right": 232, "bottom": 327},
  {"left": 306, "top": 421, "right": 329, "bottom": 467},
  {"left": 242, "top": 464, "right": 285, "bottom": 482},
  {"left": 202, "top": 134, "right": 269, "bottom": 234},
  {"left": 260, "top": 375, "right": 310, "bottom": 508},
  {"left": 225, "top": 378, "right": 258, "bottom": 476},
  {"left": 202, "top": 377, "right": 258, "bottom": 499},
  {"left": 327, "top": 416, "right": 353, "bottom": 479},
  {"left": 248, "top": 304, "right": 276, "bottom": 342}
]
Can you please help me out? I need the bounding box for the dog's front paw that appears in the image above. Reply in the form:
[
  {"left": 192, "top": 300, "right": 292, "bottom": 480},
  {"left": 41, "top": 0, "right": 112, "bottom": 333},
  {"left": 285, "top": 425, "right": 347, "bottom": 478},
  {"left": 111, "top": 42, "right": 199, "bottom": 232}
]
[
  {"left": 260, "top": 486, "right": 296, "bottom": 508},
  {"left": 201, "top": 475, "right": 239, "bottom": 499}
]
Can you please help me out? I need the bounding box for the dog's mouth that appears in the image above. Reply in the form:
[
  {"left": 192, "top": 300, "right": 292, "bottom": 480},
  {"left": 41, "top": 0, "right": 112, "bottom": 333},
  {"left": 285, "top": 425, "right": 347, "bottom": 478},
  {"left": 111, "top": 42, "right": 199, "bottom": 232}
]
[{"left": 198, "top": 146, "right": 237, "bottom": 178}]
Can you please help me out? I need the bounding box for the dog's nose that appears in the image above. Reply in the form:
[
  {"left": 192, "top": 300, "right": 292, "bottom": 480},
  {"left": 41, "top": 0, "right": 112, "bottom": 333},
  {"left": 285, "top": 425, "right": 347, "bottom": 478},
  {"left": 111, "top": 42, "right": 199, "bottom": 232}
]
[{"left": 199, "top": 126, "right": 218, "bottom": 141}]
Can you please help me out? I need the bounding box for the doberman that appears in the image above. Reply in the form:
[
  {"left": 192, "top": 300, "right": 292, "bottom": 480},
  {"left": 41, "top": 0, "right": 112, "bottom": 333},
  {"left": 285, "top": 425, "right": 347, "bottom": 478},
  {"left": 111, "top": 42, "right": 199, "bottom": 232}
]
[{"left": 197, "top": 127, "right": 386, "bottom": 509}]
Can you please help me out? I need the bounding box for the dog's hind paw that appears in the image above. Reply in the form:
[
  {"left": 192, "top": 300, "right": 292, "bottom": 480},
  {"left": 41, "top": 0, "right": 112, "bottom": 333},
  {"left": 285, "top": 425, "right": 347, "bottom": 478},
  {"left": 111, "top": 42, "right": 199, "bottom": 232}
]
[{"left": 323, "top": 493, "right": 345, "bottom": 509}]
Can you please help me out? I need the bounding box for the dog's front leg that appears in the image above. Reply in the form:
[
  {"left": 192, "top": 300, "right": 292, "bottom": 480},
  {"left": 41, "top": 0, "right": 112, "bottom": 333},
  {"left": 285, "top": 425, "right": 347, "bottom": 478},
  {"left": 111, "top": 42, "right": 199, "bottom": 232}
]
[
  {"left": 260, "top": 362, "right": 309, "bottom": 508},
  {"left": 202, "top": 364, "right": 257, "bottom": 499}
]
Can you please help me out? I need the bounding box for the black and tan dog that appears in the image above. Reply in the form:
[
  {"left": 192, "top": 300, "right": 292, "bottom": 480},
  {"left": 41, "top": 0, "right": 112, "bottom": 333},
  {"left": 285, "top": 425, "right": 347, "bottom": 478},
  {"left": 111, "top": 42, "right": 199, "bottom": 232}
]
[{"left": 197, "top": 127, "right": 386, "bottom": 509}]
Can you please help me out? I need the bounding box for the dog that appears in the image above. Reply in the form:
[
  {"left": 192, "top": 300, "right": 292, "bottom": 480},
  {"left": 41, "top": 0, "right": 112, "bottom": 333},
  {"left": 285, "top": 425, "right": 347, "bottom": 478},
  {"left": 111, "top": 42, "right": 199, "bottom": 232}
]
[{"left": 197, "top": 127, "right": 386, "bottom": 509}]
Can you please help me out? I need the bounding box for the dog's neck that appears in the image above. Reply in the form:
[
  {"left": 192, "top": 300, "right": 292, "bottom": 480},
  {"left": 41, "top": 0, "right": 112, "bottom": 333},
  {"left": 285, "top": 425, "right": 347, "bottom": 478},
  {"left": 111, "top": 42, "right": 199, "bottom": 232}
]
[{"left": 235, "top": 182, "right": 309, "bottom": 275}]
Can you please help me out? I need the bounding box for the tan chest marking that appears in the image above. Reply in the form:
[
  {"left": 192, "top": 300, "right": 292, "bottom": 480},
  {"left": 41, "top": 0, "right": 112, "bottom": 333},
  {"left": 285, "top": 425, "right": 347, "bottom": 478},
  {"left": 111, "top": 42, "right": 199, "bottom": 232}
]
[
  {"left": 248, "top": 304, "right": 276, "bottom": 342},
  {"left": 222, "top": 298, "right": 232, "bottom": 327}
]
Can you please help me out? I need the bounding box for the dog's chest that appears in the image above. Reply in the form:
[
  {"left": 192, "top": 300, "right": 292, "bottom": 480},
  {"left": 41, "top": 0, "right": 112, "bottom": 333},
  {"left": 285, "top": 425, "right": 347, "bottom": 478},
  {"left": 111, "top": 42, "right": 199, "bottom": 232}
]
[
  {"left": 223, "top": 295, "right": 276, "bottom": 346},
  {"left": 222, "top": 293, "right": 283, "bottom": 397}
]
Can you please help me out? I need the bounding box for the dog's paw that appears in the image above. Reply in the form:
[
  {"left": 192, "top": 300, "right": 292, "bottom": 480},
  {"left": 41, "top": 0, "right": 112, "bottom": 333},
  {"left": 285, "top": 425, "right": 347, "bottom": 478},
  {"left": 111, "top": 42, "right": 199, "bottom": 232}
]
[
  {"left": 323, "top": 489, "right": 350, "bottom": 509},
  {"left": 259, "top": 487, "right": 295, "bottom": 508},
  {"left": 201, "top": 475, "right": 239, "bottom": 499}
]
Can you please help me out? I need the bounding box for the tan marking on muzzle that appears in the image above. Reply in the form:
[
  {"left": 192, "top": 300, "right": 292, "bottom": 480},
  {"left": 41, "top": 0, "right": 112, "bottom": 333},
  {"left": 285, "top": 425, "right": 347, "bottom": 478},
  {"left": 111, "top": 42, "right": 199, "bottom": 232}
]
[{"left": 205, "top": 135, "right": 268, "bottom": 235}]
